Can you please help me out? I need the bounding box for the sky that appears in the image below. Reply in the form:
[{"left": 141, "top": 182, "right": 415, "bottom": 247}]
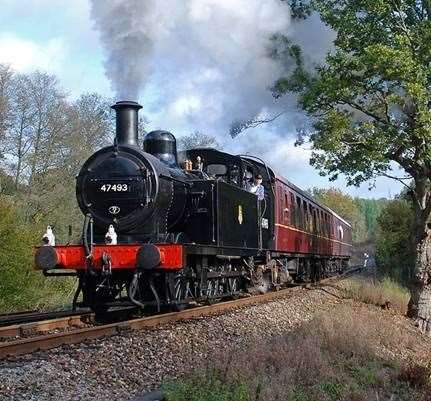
[{"left": 0, "top": 0, "right": 402, "bottom": 199}]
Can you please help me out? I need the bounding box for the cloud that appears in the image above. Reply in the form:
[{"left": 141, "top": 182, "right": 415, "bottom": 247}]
[{"left": 0, "top": 34, "right": 65, "bottom": 72}]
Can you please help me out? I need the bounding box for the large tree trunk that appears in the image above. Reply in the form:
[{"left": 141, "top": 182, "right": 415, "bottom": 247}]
[{"left": 407, "top": 202, "right": 431, "bottom": 333}]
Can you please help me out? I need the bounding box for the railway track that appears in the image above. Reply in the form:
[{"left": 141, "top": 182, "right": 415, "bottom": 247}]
[
  {"left": 0, "top": 267, "right": 361, "bottom": 359},
  {"left": 0, "top": 309, "right": 90, "bottom": 327},
  {"left": 0, "top": 312, "right": 94, "bottom": 339}
]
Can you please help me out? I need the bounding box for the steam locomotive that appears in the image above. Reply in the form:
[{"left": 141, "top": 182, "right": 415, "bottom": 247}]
[{"left": 35, "top": 101, "right": 352, "bottom": 313}]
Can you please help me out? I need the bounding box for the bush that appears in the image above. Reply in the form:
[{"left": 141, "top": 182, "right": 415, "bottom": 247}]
[{"left": 0, "top": 197, "right": 76, "bottom": 312}]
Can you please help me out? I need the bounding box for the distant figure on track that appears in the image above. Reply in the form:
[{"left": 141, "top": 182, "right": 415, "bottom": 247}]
[{"left": 363, "top": 252, "right": 369, "bottom": 269}]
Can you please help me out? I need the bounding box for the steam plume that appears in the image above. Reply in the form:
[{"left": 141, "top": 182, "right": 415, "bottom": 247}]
[
  {"left": 89, "top": 0, "right": 156, "bottom": 99},
  {"left": 89, "top": 0, "right": 332, "bottom": 138}
]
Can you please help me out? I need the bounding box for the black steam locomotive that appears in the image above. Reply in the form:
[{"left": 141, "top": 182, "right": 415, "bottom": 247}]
[{"left": 35, "top": 101, "right": 352, "bottom": 313}]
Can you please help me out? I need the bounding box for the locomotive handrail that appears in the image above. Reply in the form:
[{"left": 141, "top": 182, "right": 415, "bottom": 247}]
[{"left": 159, "top": 174, "right": 193, "bottom": 186}]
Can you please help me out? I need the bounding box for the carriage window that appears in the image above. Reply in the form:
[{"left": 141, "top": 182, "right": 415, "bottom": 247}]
[
  {"left": 296, "top": 196, "right": 302, "bottom": 229},
  {"left": 207, "top": 164, "right": 227, "bottom": 176},
  {"left": 306, "top": 203, "right": 311, "bottom": 231},
  {"left": 338, "top": 224, "right": 344, "bottom": 240},
  {"left": 303, "top": 202, "right": 308, "bottom": 230},
  {"left": 284, "top": 192, "right": 289, "bottom": 222},
  {"left": 323, "top": 212, "right": 328, "bottom": 237},
  {"left": 309, "top": 206, "right": 314, "bottom": 231},
  {"left": 322, "top": 212, "right": 326, "bottom": 237},
  {"left": 313, "top": 208, "right": 317, "bottom": 233},
  {"left": 324, "top": 213, "right": 328, "bottom": 236},
  {"left": 323, "top": 212, "right": 328, "bottom": 233},
  {"left": 290, "top": 193, "right": 295, "bottom": 226},
  {"left": 321, "top": 211, "right": 325, "bottom": 235}
]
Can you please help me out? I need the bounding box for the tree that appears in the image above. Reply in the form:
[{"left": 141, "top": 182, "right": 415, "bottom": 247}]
[
  {"left": 376, "top": 199, "right": 414, "bottom": 283},
  {"left": 310, "top": 187, "right": 367, "bottom": 243},
  {"left": 178, "top": 131, "right": 220, "bottom": 151},
  {"left": 3, "top": 71, "right": 69, "bottom": 192},
  {"left": 23, "top": 93, "right": 113, "bottom": 238},
  {"left": 274, "top": 1, "right": 431, "bottom": 332},
  {"left": 0, "top": 64, "right": 14, "bottom": 159},
  {"left": 7, "top": 73, "right": 37, "bottom": 188},
  {"left": 0, "top": 66, "right": 114, "bottom": 237},
  {"left": 356, "top": 198, "right": 387, "bottom": 241},
  {"left": 0, "top": 169, "right": 16, "bottom": 195}
]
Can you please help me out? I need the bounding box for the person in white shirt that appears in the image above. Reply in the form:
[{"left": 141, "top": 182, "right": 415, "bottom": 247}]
[{"left": 248, "top": 174, "right": 265, "bottom": 201}]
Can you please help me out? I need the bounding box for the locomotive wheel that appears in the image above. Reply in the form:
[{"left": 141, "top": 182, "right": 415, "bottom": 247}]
[
  {"left": 170, "top": 272, "right": 189, "bottom": 311},
  {"left": 247, "top": 266, "right": 271, "bottom": 294}
]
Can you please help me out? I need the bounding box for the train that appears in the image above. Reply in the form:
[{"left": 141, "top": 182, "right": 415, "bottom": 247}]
[{"left": 35, "top": 101, "right": 352, "bottom": 313}]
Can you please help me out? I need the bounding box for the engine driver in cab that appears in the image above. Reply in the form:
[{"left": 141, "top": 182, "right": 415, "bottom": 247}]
[{"left": 248, "top": 174, "right": 265, "bottom": 201}]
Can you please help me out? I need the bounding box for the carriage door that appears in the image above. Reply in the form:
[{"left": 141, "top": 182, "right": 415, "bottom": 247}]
[{"left": 258, "top": 179, "right": 275, "bottom": 250}]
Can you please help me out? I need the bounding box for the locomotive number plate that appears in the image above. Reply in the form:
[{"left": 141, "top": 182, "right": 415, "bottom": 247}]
[{"left": 100, "top": 184, "right": 129, "bottom": 192}]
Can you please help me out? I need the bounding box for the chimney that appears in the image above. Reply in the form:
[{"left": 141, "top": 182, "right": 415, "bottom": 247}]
[{"left": 111, "top": 101, "right": 143, "bottom": 146}]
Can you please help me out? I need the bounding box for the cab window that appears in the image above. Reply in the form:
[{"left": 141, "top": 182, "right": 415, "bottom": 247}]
[{"left": 207, "top": 164, "right": 227, "bottom": 177}]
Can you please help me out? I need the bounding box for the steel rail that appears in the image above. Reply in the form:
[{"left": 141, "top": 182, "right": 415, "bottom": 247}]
[
  {"left": 0, "top": 314, "right": 93, "bottom": 339},
  {"left": 0, "top": 310, "right": 90, "bottom": 327},
  {"left": 0, "top": 267, "right": 360, "bottom": 359}
]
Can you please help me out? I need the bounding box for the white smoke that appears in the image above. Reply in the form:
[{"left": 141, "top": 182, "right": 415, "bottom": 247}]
[{"left": 89, "top": 0, "right": 332, "bottom": 139}]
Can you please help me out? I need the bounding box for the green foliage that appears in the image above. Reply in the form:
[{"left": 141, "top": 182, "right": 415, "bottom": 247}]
[
  {"left": 270, "top": 34, "right": 310, "bottom": 94},
  {"left": 0, "top": 196, "right": 35, "bottom": 310},
  {"left": 0, "top": 197, "right": 76, "bottom": 312},
  {"left": 163, "top": 371, "right": 250, "bottom": 401},
  {"left": 285, "top": 0, "right": 313, "bottom": 20},
  {"left": 0, "top": 169, "right": 16, "bottom": 196},
  {"left": 289, "top": 389, "right": 309, "bottom": 401},
  {"left": 319, "top": 380, "right": 344, "bottom": 401},
  {"left": 350, "top": 362, "right": 379, "bottom": 386},
  {"left": 356, "top": 198, "right": 387, "bottom": 241},
  {"left": 310, "top": 187, "right": 368, "bottom": 243},
  {"left": 376, "top": 199, "right": 415, "bottom": 283},
  {"left": 274, "top": 1, "right": 431, "bottom": 242}
]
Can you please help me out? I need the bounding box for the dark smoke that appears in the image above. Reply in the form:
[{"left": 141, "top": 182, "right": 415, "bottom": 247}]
[{"left": 89, "top": 0, "right": 155, "bottom": 99}]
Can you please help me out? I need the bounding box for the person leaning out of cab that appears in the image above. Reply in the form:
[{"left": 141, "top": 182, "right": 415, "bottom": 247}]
[{"left": 248, "top": 174, "right": 265, "bottom": 201}]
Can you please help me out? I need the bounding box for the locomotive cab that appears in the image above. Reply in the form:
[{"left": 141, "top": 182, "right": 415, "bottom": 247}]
[{"left": 178, "top": 148, "right": 276, "bottom": 249}]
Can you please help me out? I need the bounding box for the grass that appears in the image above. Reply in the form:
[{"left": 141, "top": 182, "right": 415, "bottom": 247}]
[
  {"left": 163, "top": 373, "right": 250, "bottom": 401},
  {"left": 343, "top": 277, "right": 411, "bottom": 315},
  {"left": 163, "top": 304, "right": 431, "bottom": 401}
]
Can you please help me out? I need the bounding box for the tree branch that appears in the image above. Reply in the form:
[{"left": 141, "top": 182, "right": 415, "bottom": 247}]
[
  {"left": 381, "top": 172, "right": 414, "bottom": 192},
  {"left": 341, "top": 99, "right": 390, "bottom": 127},
  {"left": 229, "top": 112, "right": 285, "bottom": 137}
]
